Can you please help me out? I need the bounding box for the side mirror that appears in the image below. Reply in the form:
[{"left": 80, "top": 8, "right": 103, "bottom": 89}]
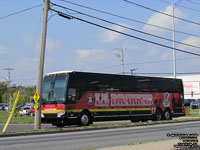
[{"left": 68, "top": 88, "right": 76, "bottom": 101}]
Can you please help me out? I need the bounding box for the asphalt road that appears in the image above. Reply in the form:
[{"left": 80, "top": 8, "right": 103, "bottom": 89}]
[
  {"left": 0, "top": 121, "right": 131, "bottom": 132},
  {"left": 0, "top": 121, "right": 200, "bottom": 150}
]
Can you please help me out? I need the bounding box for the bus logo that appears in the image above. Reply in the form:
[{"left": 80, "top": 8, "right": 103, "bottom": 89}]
[
  {"left": 163, "top": 93, "right": 170, "bottom": 107},
  {"left": 87, "top": 96, "right": 94, "bottom": 105}
]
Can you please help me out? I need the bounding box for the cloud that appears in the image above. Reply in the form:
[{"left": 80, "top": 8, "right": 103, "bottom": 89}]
[
  {"left": 99, "top": 23, "right": 130, "bottom": 43},
  {"left": 46, "top": 38, "right": 61, "bottom": 52},
  {"left": 0, "top": 45, "right": 9, "bottom": 55},
  {"left": 162, "top": 52, "right": 171, "bottom": 60},
  {"left": 21, "top": 36, "right": 60, "bottom": 52},
  {"left": 178, "top": 36, "right": 200, "bottom": 52},
  {"left": 143, "top": 6, "right": 184, "bottom": 35},
  {"left": 74, "top": 49, "right": 113, "bottom": 67},
  {"left": 145, "top": 46, "right": 158, "bottom": 57}
]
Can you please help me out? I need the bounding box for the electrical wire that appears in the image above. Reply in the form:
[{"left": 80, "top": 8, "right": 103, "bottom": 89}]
[
  {"left": 59, "top": 0, "right": 200, "bottom": 38},
  {"left": 123, "top": 0, "right": 200, "bottom": 26},
  {"left": 158, "top": 0, "right": 200, "bottom": 12},
  {"left": 51, "top": 2, "right": 200, "bottom": 50},
  {"left": 92, "top": 56, "right": 198, "bottom": 71},
  {"left": 0, "top": 4, "right": 42, "bottom": 20},
  {"left": 187, "top": 0, "right": 200, "bottom": 6},
  {"left": 50, "top": 8, "right": 200, "bottom": 57}
]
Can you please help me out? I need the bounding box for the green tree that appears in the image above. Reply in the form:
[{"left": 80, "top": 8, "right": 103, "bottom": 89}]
[{"left": 0, "top": 82, "right": 8, "bottom": 103}]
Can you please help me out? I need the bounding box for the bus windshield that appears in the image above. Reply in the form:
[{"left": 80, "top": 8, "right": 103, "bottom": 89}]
[{"left": 42, "top": 77, "right": 67, "bottom": 104}]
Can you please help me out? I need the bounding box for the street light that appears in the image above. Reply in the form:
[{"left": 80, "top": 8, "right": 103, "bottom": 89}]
[{"left": 130, "top": 68, "right": 138, "bottom": 75}]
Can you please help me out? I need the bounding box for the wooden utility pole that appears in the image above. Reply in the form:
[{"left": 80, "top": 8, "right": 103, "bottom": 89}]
[
  {"left": 114, "top": 48, "right": 125, "bottom": 75},
  {"left": 34, "top": 0, "right": 49, "bottom": 130}
]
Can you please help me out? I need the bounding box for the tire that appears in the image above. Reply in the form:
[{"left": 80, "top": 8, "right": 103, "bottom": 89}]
[
  {"left": 154, "top": 109, "right": 163, "bottom": 121},
  {"left": 79, "top": 111, "right": 90, "bottom": 126},
  {"left": 164, "top": 109, "right": 172, "bottom": 120}
]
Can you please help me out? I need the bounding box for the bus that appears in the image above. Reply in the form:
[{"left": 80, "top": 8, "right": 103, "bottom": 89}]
[{"left": 41, "top": 71, "right": 185, "bottom": 127}]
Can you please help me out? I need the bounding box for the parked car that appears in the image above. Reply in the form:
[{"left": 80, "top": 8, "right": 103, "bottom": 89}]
[
  {"left": 3, "top": 104, "right": 8, "bottom": 111},
  {"left": 191, "top": 99, "right": 200, "bottom": 109},
  {"left": 184, "top": 99, "right": 195, "bottom": 106},
  {"left": 0, "top": 104, "right": 8, "bottom": 111},
  {"left": 19, "top": 107, "right": 31, "bottom": 116},
  {"left": 0, "top": 103, "right": 6, "bottom": 110},
  {"left": 29, "top": 107, "right": 35, "bottom": 116}
]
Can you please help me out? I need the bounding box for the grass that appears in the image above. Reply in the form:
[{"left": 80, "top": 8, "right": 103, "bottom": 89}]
[
  {"left": 0, "top": 111, "right": 34, "bottom": 124},
  {"left": 185, "top": 106, "right": 200, "bottom": 117}
]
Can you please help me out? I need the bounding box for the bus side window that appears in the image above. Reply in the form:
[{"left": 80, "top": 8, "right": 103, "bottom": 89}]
[{"left": 68, "top": 88, "right": 77, "bottom": 102}]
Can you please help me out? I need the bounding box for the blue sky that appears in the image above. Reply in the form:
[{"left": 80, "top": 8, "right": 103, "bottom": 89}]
[{"left": 0, "top": 0, "right": 200, "bottom": 86}]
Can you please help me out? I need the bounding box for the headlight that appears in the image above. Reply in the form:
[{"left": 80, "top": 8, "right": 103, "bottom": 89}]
[{"left": 57, "top": 111, "right": 65, "bottom": 118}]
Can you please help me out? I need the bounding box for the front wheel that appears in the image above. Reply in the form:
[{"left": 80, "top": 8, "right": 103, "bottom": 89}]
[{"left": 78, "top": 111, "right": 90, "bottom": 126}]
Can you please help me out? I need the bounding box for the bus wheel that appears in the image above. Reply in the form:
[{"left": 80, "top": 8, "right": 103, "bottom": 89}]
[
  {"left": 164, "top": 109, "right": 172, "bottom": 120},
  {"left": 79, "top": 111, "right": 90, "bottom": 126},
  {"left": 155, "top": 109, "right": 162, "bottom": 121}
]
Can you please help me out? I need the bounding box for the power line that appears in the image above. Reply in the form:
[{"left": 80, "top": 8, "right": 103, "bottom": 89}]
[
  {"left": 92, "top": 56, "right": 198, "bottom": 71},
  {"left": 0, "top": 4, "right": 42, "bottom": 20},
  {"left": 158, "top": 0, "right": 200, "bottom": 12},
  {"left": 51, "top": 2, "right": 200, "bottom": 50},
  {"left": 123, "top": 0, "right": 200, "bottom": 26},
  {"left": 187, "top": 0, "right": 200, "bottom": 6},
  {"left": 50, "top": 8, "right": 200, "bottom": 57},
  {"left": 59, "top": 0, "right": 200, "bottom": 38}
]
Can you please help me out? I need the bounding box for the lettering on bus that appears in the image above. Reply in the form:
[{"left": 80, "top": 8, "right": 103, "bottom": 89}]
[
  {"left": 95, "top": 93, "right": 109, "bottom": 106},
  {"left": 95, "top": 93, "right": 153, "bottom": 106}
]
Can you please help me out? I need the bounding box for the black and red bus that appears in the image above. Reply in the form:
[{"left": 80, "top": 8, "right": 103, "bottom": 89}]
[{"left": 41, "top": 71, "right": 185, "bottom": 127}]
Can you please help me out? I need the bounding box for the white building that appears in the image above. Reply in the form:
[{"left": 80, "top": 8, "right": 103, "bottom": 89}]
[{"left": 177, "top": 75, "right": 200, "bottom": 99}]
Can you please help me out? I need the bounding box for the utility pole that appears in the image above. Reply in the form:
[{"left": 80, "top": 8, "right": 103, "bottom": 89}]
[
  {"left": 35, "top": 0, "right": 49, "bottom": 130},
  {"left": 172, "top": 0, "right": 184, "bottom": 78},
  {"left": 172, "top": 2, "right": 176, "bottom": 79},
  {"left": 114, "top": 48, "right": 125, "bottom": 75},
  {"left": 3, "top": 68, "right": 14, "bottom": 110}
]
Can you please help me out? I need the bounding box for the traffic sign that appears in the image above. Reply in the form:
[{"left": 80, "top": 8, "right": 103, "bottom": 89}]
[
  {"left": 34, "top": 104, "right": 38, "bottom": 110},
  {"left": 33, "top": 91, "right": 40, "bottom": 103}
]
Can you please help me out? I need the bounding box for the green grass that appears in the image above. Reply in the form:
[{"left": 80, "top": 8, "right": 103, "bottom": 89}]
[
  {"left": 185, "top": 106, "right": 200, "bottom": 117},
  {"left": 0, "top": 111, "right": 34, "bottom": 124}
]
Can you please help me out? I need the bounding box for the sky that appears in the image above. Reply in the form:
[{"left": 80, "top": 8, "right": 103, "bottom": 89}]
[{"left": 0, "top": 0, "right": 200, "bottom": 86}]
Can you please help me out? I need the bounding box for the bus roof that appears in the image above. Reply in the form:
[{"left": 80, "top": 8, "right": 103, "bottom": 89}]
[{"left": 45, "top": 71, "right": 73, "bottom": 76}]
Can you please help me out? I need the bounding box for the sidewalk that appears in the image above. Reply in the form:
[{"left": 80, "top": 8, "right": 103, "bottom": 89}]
[{"left": 98, "top": 136, "right": 200, "bottom": 150}]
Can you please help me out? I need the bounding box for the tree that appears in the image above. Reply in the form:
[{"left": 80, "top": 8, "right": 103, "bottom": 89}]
[{"left": 0, "top": 82, "right": 8, "bottom": 103}]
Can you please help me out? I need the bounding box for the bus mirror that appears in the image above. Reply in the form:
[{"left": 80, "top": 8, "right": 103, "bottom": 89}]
[{"left": 68, "top": 88, "right": 76, "bottom": 101}]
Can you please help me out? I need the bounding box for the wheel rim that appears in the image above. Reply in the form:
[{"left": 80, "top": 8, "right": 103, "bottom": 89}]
[
  {"left": 156, "top": 111, "right": 162, "bottom": 121},
  {"left": 81, "top": 114, "right": 89, "bottom": 125},
  {"left": 164, "top": 111, "right": 170, "bottom": 120}
]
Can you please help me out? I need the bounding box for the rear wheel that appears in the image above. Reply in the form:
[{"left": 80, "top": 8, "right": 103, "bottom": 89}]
[
  {"left": 78, "top": 111, "right": 90, "bottom": 126},
  {"left": 154, "top": 109, "right": 162, "bottom": 121},
  {"left": 164, "top": 109, "right": 172, "bottom": 120}
]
